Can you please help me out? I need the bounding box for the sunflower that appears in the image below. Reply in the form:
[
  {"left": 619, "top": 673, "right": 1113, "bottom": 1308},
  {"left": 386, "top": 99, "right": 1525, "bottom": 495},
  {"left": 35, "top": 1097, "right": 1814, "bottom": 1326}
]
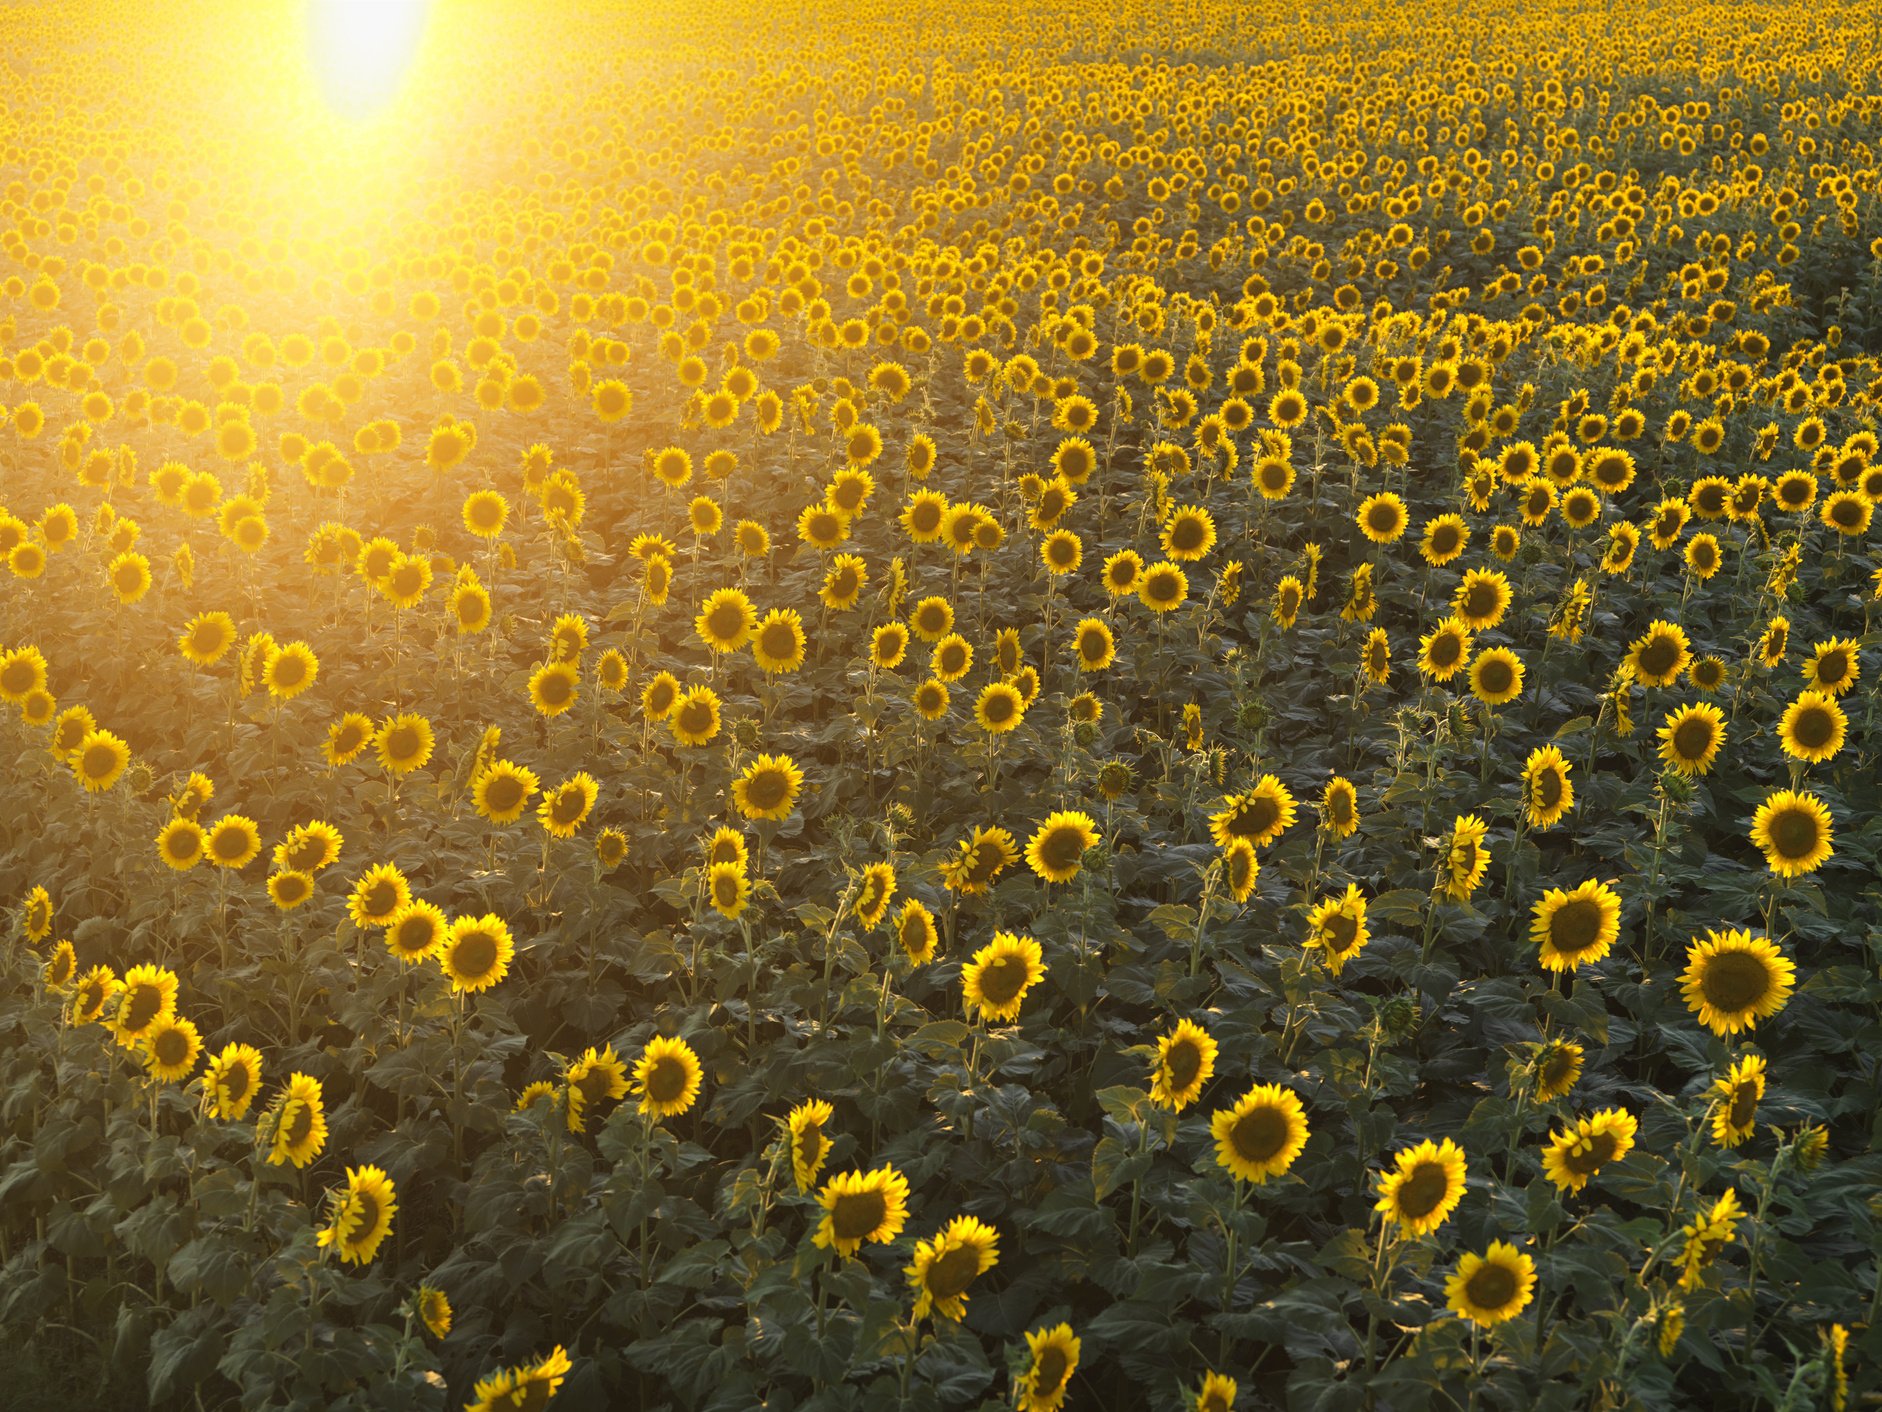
[
  {"left": 1531, "top": 878, "right": 1623, "bottom": 972},
  {"left": 1137, "top": 560, "right": 1189, "bottom": 613},
  {"left": 205, "top": 814, "right": 262, "bottom": 869},
  {"left": 1375, "top": 1137, "right": 1468, "bottom": 1236},
  {"left": 69, "top": 964, "right": 120, "bottom": 1027},
  {"left": 1777, "top": 691, "right": 1846, "bottom": 764},
  {"left": 375, "top": 713, "right": 435, "bottom": 773},
  {"left": 414, "top": 1285, "right": 452, "bottom": 1341},
  {"left": 1680, "top": 930, "right": 1795, "bottom": 1036},
  {"left": 1149, "top": 1018, "right": 1218, "bottom": 1112},
  {"left": 1625, "top": 620, "right": 1691, "bottom": 687},
  {"left": 855, "top": 863, "right": 896, "bottom": 929},
  {"left": 267, "top": 1073, "right": 328, "bottom": 1168},
  {"left": 472, "top": 760, "right": 539, "bottom": 825},
  {"left": 1319, "top": 776, "right": 1360, "bottom": 839},
  {"left": 724, "top": 753, "right": 801, "bottom": 823},
  {"left": 262, "top": 642, "right": 318, "bottom": 701},
  {"left": 1356, "top": 491, "right": 1408, "bottom": 543},
  {"left": 751, "top": 608, "right": 807, "bottom": 674},
  {"left": 913, "top": 678, "right": 950, "bottom": 721},
  {"left": 564, "top": 1045, "right": 630, "bottom": 1134},
  {"left": 1523, "top": 745, "right": 1576, "bottom": 829},
  {"left": 640, "top": 671, "right": 680, "bottom": 722},
  {"left": 267, "top": 870, "right": 315, "bottom": 910},
  {"left": 1360, "top": 627, "right": 1390, "bottom": 685},
  {"left": 1656, "top": 703, "right": 1726, "bottom": 776},
  {"left": 871, "top": 623, "right": 910, "bottom": 670},
  {"left": 142, "top": 1015, "right": 202, "bottom": 1083},
  {"left": 1223, "top": 837, "right": 1259, "bottom": 903},
  {"left": 1749, "top": 788, "right": 1833, "bottom": 877},
  {"left": 1417, "top": 617, "right": 1473, "bottom": 680},
  {"left": 635, "top": 1034, "right": 703, "bottom": 1118},
  {"left": 707, "top": 860, "right": 749, "bottom": 919},
  {"left": 1443, "top": 815, "right": 1491, "bottom": 899},
  {"left": 1102, "top": 549, "right": 1144, "bottom": 596},
  {"left": 1756, "top": 615, "right": 1790, "bottom": 668},
  {"left": 1210, "top": 1083, "right": 1309, "bottom": 1184},
  {"left": 1026, "top": 811, "right": 1097, "bottom": 884},
  {"left": 692, "top": 586, "right": 755, "bottom": 654},
  {"left": 1072, "top": 618, "right": 1115, "bottom": 672},
  {"left": 1677, "top": 1188, "right": 1743, "bottom": 1291},
  {"left": 931, "top": 633, "right": 973, "bottom": 681},
  {"left": 440, "top": 914, "right": 514, "bottom": 994},
  {"left": 1445, "top": 1241, "right": 1537, "bottom": 1327},
  {"left": 178, "top": 611, "right": 237, "bottom": 666},
  {"left": 1208, "top": 776, "right": 1296, "bottom": 850},
  {"left": 1468, "top": 646, "right": 1525, "bottom": 706},
  {"left": 906, "top": 1215, "right": 999, "bottom": 1323},
  {"left": 323, "top": 713, "right": 374, "bottom": 766},
  {"left": 1453, "top": 569, "right": 1511, "bottom": 629},
  {"left": 669, "top": 686, "right": 722, "bottom": 746},
  {"left": 1709, "top": 1054, "right": 1766, "bottom": 1148},
  {"left": 385, "top": 901, "right": 449, "bottom": 964},
  {"left": 820, "top": 554, "right": 867, "bottom": 610},
  {"left": 348, "top": 863, "right": 410, "bottom": 929},
  {"left": 317, "top": 1165, "right": 397, "bottom": 1265},
  {"left": 1018, "top": 1323, "right": 1081, "bottom": 1412},
  {"left": 204, "top": 1042, "right": 264, "bottom": 1120},
  {"left": 41, "top": 940, "right": 76, "bottom": 991},
  {"left": 275, "top": 820, "right": 343, "bottom": 873},
  {"left": 962, "top": 932, "right": 1046, "bottom": 1024},
  {"left": 155, "top": 818, "right": 207, "bottom": 871},
  {"left": 466, "top": 1348, "right": 572, "bottom": 1412},
  {"left": 71, "top": 728, "right": 130, "bottom": 793},
  {"left": 1540, "top": 1108, "right": 1638, "bottom": 1193},
  {"left": 1801, "top": 638, "right": 1860, "bottom": 697},
  {"left": 815, "top": 1165, "right": 911, "bottom": 1257},
  {"left": 1306, "top": 884, "right": 1370, "bottom": 977},
  {"left": 895, "top": 900, "right": 939, "bottom": 966},
  {"left": 974, "top": 681, "right": 1026, "bottom": 734},
  {"left": 1162, "top": 505, "right": 1218, "bottom": 560},
  {"left": 783, "top": 1098, "right": 837, "bottom": 1193}
]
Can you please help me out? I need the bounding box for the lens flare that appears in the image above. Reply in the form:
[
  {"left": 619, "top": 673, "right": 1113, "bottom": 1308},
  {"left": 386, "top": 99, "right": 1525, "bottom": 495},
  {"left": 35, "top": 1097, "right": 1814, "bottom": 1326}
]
[{"left": 306, "top": 0, "right": 429, "bottom": 118}]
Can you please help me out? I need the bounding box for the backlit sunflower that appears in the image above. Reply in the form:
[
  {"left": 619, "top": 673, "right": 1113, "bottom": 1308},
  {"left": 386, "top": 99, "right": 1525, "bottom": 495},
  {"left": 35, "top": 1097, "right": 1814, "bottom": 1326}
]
[
  {"left": 1137, "top": 560, "right": 1189, "bottom": 613},
  {"left": 1306, "top": 884, "right": 1370, "bottom": 976},
  {"left": 1149, "top": 1018, "right": 1218, "bottom": 1112},
  {"left": 1533, "top": 1039, "right": 1585, "bottom": 1103},
  {"left": 1749, "top": 788, "right": 1833, "bottom": 877},
  {"left": 1073, "top": 618, "right": 1115, "bottom": 672},
  {"left": 348, "top": 863, "right": 410, "bottom": 929},
  {"left": 156, "top": 818, "right": 207, "bottom": 871},
  {"left": 204, "top": 1042, "right": 263, "bottom": 1121},
  {"left": 695, "top": 587, "right": 756, "bottom": 654},
  {"left": 974, "top": 681, "right": 1026, "bottom": 734},
  {"left": 820, "top": 554, "right": 867, "bottom": 610},
  {"left": 1468, "top": 646, "right": 1524, "bottom": 706},
  {"left": 1625, "top": 619, "right": 1691, "bottom": 687},
  {"left": 564, "top": 1045, "right": 629, "bottom": 1134},
  {"left": 274, "top": 821, "right": 343, "bottom": 873},
  {"left": 317, "top": 1165, "right": 397, "bottom": 1265},
  {"left": 1417, "top": 617, "right": 1473, "bottom": 680},
  {"left": 1356, "top": 491, "right": 1408, "bottom": 543},
  {"left": 267, "top": 870, "right": 315, "bottom": 910},
  {"left": 1445, "top": 1241, "right": 1536, "bottom": 1327},
  {"left": 1210, "top": 1083, "right": 1309, "bottom": 1184},
  {"left": 263, "top": 642, "right": 318, "bottom": 700},
  {"left": 1443, "top": 815, "right": 1491, "bottom": 899},
  {"left": 1017, "top": 1323, "right": 1080, "bottom": 1412},
  {"left": 814, "top": 1165, "right": 910, "bottom": 1257},
  {"left": 1531, "top": 878, "right": 1623, "bottom": 972},
  {"left": 41, "top": 941, "right": 76, "bottom": 991},
  {"left": 1540, "top": 1108, "right": 1637, "bottom": 1192},
  {"left": 871, "top": 623, "right": 910, "bottom": 669},
  {"left": 1680, "top": 930, "right": 1795, "bottom": 1036},
  {"left": 962, "top": 931, "right": 1046, "bottom": 1023},
  {"left": 1161, "top": 505, "right": 1217, "bottom": 560},
  {"left": 854, "top": 862, "right": 896, "bottom": 929},
  {"left": 1777, "top": 691, "right": 1845, "bottom": 764},
  {"left": 72, "top": 728, "right": 130, "bottom": 793},
  {"left": 708, "top": 860, "right": 749, "bottom": 918},
  {"left": 440, "top": 914, "right": 514, "bottom": 993},
  {"left": 473, "top": 759, "right": 539, "bottom": 825},
  {"left": 906, "top": 1215, "right": 1000, "bottom": 1321},
  {"left": 732, "top": 753, "right": 803, "bottom": 821},
  {"left": 324, "top": 712, "right": 375, "bottom": 766},
  {"left": 895, "top": 900, "right": 939, "bottom": 965},
  {"left": 751, "top": 608, "right": 807, "bottom": 674},
  {"left": 142, "top": 1015, "right": 202, "bottom": 1083},
  {"left": 913, "top": 678, "right": 950, "bottom": 721},
  {"left": 1522, "top": 745, "right": 1575, "bottom": 829},
  {"left": 1708, "top": 1053, "right": 1766, "bottom": 1148},
  {"left": 1320, "top": 776, "right": 1359, "bottom": 839},
  {"left": 266, "top": 1073, "right": 328, "bottom": 1168},
  {"left": 641, "top": 671, "right": 680, "bottom": 721},
  {"left": 1026, "top": 811, "right": 1097, "bottom": 884},
  {"left": 466, "top": 1347, "right": 571, "bottom": 1412},
  {"left": 1656, "top": 702, "right": 1725, "bottom": 776},
  {"left": 1102, "top": 549, "right": 1144, "bottom": 596},
  {"left": 375, "top": 713, "right": 435, "bottom": 774},
  {"left": 206, "top": 814, "right": 262, "bottom": 869},
  {"left": 1209, "top": 775, "right": 1296, "bottom": 850},
  {"left": 1453, "top": 568, "right": 1511, "bottom": 629},
  {"left": 178, "top": 611, "right": 237, "bottom": 666},
  {"left": 1223, "top": 837, "right": 1259, "bottom": 902},
  {"left": 1375, "top": 1137, "right": 1468, "bottom": 1236},
  {"left": 668, "top": 686, "right": 722, "bottom": 746},
  {"left": 931, "top": 633, "right": 973, "bottom": 681},
  {"left": 415, "top": 1285, "right": 452, "bottom": 1341},
  {"left": 385, "top": 901, "right": 448, "bottom": 964},
  {"left": 634, "top": 1034, "right": 702, "bottom": 1118}
]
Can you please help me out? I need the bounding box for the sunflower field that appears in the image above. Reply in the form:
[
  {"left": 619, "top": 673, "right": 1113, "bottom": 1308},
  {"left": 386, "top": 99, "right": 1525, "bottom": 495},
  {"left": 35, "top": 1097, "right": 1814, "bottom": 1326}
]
[{"left": 2, "top": 0, "right": 1880, "bottom": 1407}]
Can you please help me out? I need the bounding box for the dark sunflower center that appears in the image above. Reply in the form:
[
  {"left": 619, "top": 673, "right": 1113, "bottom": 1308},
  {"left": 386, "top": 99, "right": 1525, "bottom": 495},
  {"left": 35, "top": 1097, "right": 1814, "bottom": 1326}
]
[
  {"left": 575, "top": 1066, "right": 615, "bottom": 1103},
  {"left": 1280, "top": 586, "right": 1300, "bottom": 615},
  {"left": 224, "top": 1064, "right": 251, "bottom": 1103},
  {"left": 1230, "top": 1106, "right": 1290, "bottom": 1163},
  {"left": 1673, "top": 717, "right": 1715, "bottom": 760},
  {"left": 335, "top": 725, "right": 366, "bottom": 753},
  {"left": 1165, "top": 1039, "right": 1202, "bottom": 1093},
  {"left": 831, "top": 1189, "right": 887, "bottom": 1241},
  {"left": 1395, "top": 1161, "right": 1452, "bottom": 1219},
  {"left": 286, "top": 839, "right": 324, "bottom": 869},
  {"left": 1549, "top": 898, "right": 1604, "bottom": 954},
  {"left": 1534, "top": 768, "right": 1563, "bottom": 809},
  {"left": 354, "top": 1189, "right": 381, "bottom": 1237},
  {"left": 1367, "top": 504, "right": 1397, "bottom": 533},
  {"left": 1791, "top": 706, "right": 1834, "bottom": 749},
  {"left": 940, "top": 644, "right": 967, "bottom": 673},
  {"left": 394, "top": 917, "right": 435, "bottom": 955},
  {"left": 212, "top": 829, "right": 249, "bottom": 861},
  {"left": 796, "top": 1122, "right": 824, "bottom": 1169},
  {"left": 927, "top": 1243, "right": 982, "bottom": 1299},
  {"left": 1464, "top": 1261, "right": 1518, "bottom": 1310},
  {"left": 677, "top": 702, "right": 713, "bottom": 734},
  {"left": 392, "top": 564, "right": 423, "bottom": 596},
  {"left": 286, "top": 1103, "right": 314, "bottom": 1146},
  {"left": 1465, "top": 582, "right": 1499, "bottom": 618},
  {"left": 276, "top": 876, "right": 309, "bottom": 903},
  {"left": 745, "top": 770, "right": 788, "bottom": 809},
  {"left": 1232, "top": 797, "right": 1277, "bottom": 838},
  {"left": 1478, "top": 659, "right": 1513, "bottom": 694},
  {"left": 364, "top": 881, "right": 397, "bottom": 916},
  {"left": 2, "top": 663, "right": 35, "bottom": 693},
  {"left": 1173, "top": 517, "right": 1207, "bottom": 549},
  {"left": 760, "top": 624, "right": 795, "bottom": 658},
  {"left": 1035, "top": 1348, "right": 1070, "bottom": 1395},
  {"left": 1323, "top": 911, "right": 1360, "bottom": 950},
  {"left": 1430, "top": 634, "right": 1461, "bottom": 668},
  {"left": 1147, "top": 572, "right": 1180, "bottom": 603},
  {"left": 713, "top": 873, "right": 741, "bottom": 906},
  {"left": 1729, "top": 1081, "right": 1759, "bottom": 1129},
  {"left": 552, "top": 789, "right": 585, "bottom": 824},
  {"left": 978, "top": 956, "right": 1029, "bottom": 1005},
  {"left": 274, "top": 655, "right": 306, "bottom": 686},
  {"left": 1637, "top": 638, "right": 1678, "bottom": 678},
  {"left": 454, "top": 931, "right": 498, "bottom": 979},
  {"left": 540, "top": 671, "right": 572, "bottom": 704},
  {"left": 153, "top": 1027, "right": 188, "bottom": 1065},
  {"left": 1431, "top": 526, "right": 1459, "bottom": 554},
  {"left": 1816, "top": 652, "right": 1849, "bottom": 685},
  {"left": 983, "top": 692, "right": 1016, "bottom": 724},
  {"left": 486, "top": 776, "right": 524, "bottom": 811},
  {"left": 707, "top": 604, "right": 744, "bottom": 639},
  {"left": 1769, "top": 807, "right": 1820, "bottom": 860},
  {"left": 1564, "top": 1131, "right": 1618, "bottom": 1174},
  {"left": 912, "top": 504, "right": 942, "bottom": 533},
  {"left": 387, "top": 727, "right": 420, "bottom": 759},
  {"left": 1832, "top": 498, "right": 1861, "bottom": 527},
  {"left": 1040, "top": 826, "right": 1085, "bottom": 870},
  {"left": 647, "top": 1055, "right": 687, "bottom": 1103},
  {"left": 1701, "top": 951, "right": 1771, "bottom": 1012},
  {"left": 83, "top": 743, "right": 118, "bottom": 778}
]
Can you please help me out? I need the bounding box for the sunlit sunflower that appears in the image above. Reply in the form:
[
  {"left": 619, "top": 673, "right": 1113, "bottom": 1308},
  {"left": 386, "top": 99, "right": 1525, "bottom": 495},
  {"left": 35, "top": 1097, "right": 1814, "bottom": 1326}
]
[
  {"left": 1680, "top": 930, "right": 1795, "bottom": 1036},
  {"left": 906, "top": 1215, "right": 1000, "bottom": 1322},
  {"left": 1522, "top": 745, "right": 1575, "bottom": 829},
  {"left": 694, "top": 587, "right": 756, "bottom": 654},
  {"left": 669, "top": 686, "right": 723, "bottom": 746},
  {"left": 142, "top": 1015, "right": 202, "bottom": 1083},
  {"left": 814, "top": 1165, "right": 910, "bottom": 1257},
  {"left": 1443, "top": 815, "right": 1491, "bottom": 899},
  {"left": 1533, "top": 1039, "right": 1585, "bottom": 1103},
  {"left": 348, "top": 863, "right": 410, "bottom": 929},
  {"left": 820, "top": 553, "right": 867, "bottom": 610},
  {"left": 1102, "top": 549, "right": 1144, "bottom": 596},
  {"left": 1161, "top": 505, "right": 1217, "bottom": 561},
  {"left": 634, "top": 1034, "right": 703, "bottom": 1118},
  {"left": 275, "top": 820, "right": 343, "bottom": 873},
  {"left": 72, "top": 728, "right": 131, "bottom": 793},
  {"left": 266, "top": 1073, "right": 328, "bottom": 1168},
  {"left": 563, "top": 1045, "right": 630, "bottom": 1134},
  {"left": 317, "top": 1165, "right": 398, "bottom": 1265},
  {"left": 1708, "top": 1053, "right": 1767, "bottom": 1148},
  {"left": 375, "top": 713, "right": 435, "bottom": 774},
  {"left": 473, "top": 759, "right": 540, "bottom": 825},
  {"left": 1361, "top": 627, "right": 1390, "bottom": 685},
  {"left": 732, "top": 753, "right": 803, "bottom": 822},
  {"left": 1417, "top": 617, "right": 1473, "bottom": 680},
  {"left": 707, "top": 860, "right": 750, "bottom": 919},
  {"left": 178, "top": 611, "right": 237, "bottom": 666},
  {"left": 1026, "top": 811, "right": 1097, "bottom": 884},
  {"left": 962, "top": 932, "right": 1046, "bottom": 1023},
  {"left": 1073, "top": 618, "right": 1116, "bottom": 672},
  {"left": 1777, "top": 691, "right": 1846, "bottom": 764},
  {"left": 263, "top": 642, "right": 318, "bottom": 701},
  {"left": 41, "top": 940, "right": 76, "bottom": 991},
  {"left": 205, "top": 814, "right": 262, "bottom": 869},
  {"left": 204, "top": 1042, "right": 263, "bottom": 1121},
  {"left": 974, "top": 681, "right": 1026, "bottom": 734},
  {"left": 1453, "top": 568, "right": 1511, "bottom": 629},
  {"left": 1445, "top": 1242, "right": 1536, "bottom": 1327},
  {"left": 1305, "top": 884, "right": 1370, "bottom": 976},
  {"left": 852, "top": 862, "right": 896, "bottom": 929},
  {"left": 913, "top": 678, "right": 950, "bottom": 721},
  {"left": 1209, "top": 776, "right": 1296, "bottom": 850},
  {"left": 1749, "top": 788, "right": 1833, "bottom": 877},
  {"left": 1375, "top": 1137, "right": 1468, "bottom": 1236},
  {"left": 1356, "top": 491, "right": 1408, "bottom": 543},
  {"left": 324, "top": 712, "right": 375, "bottom": 766},
  {"left": 385, "top": 901, "right": 449, "bottom": 965},
  {"left": 1319, "top": 776, "right": 1359, "bottom": 839},
  {"left": 1017, "top": 1323, "right": 1081, "bottom": 1412},
  {"left": 1656, "top": 703, "right": 1726, "bottom": 776},
  {"left": 1419, "top": 514, "right": 1469, "bottom": 567},
  {"left": 871, "top": 623, "right": 910, "bottom": 670},
  {"left": 1531, "top": 878, "right": 1623, "bottom": 972},
  {"left": 1540, "top": 1108, "right": 1637, "bottom": 1193},
  {"left": 1468, "top": 646, "right": 1525, "bottom": 706},
  {"left": 751, "top": 608, "right": 807, "bottom": 674},
  {"left": 1625, "top": 619, "right": 1691, "bottom": 687},
  {"left": 440, "top": 914, "right": 514, "bottom": 994},
  {"left": 1149, "top": 1018, "right": 1218, "bottom": 1112},
  {"left": 267, "top": 870, "right": 315, "bottom": 911},
  {"left": 466, "top": 1347, "right": 571, "bottom": 1412},
  {"left": 414, "top": 1285, "right": 452, "bottom": 1341},
  {"left": 155, "top": 817, "right": 207, "bottom": 871},
  {"left": 1210, "top": 1083, "right": 1309, "bottom": 1184},
  {"left": 1137, "top": 560, "right": 1189, "bottom": 613},
  {"left": 1801, "top": 638, "right": 1860, "bottom": 698},
  {"left": 895, "top": 900, "right": 939, "bottom": 966},
  {"left": 931, "top": 633, "right": 973, "bottom": 682},
  {"left": 1223, "top": 837, "right": 1259, "bottom": 903}
]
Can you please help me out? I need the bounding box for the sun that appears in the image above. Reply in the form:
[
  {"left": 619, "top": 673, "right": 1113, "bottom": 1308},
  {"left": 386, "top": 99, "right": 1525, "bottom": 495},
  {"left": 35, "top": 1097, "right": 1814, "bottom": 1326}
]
[{"left": 305, "top": 0, "right": 430, "bottom": 118}]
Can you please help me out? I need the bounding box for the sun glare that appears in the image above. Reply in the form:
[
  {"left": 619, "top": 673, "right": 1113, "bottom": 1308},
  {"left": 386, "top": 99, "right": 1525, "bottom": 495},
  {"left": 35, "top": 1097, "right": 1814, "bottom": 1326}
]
[{"left": 306, "top": 0, "right": 429, "bottom": 118}]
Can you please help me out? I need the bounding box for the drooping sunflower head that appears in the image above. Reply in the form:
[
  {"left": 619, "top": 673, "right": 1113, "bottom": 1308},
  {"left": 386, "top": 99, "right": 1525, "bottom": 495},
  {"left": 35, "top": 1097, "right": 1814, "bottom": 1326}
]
[{"left": 1149, "top": 1018, "right": 1217, "bottom": 1112}]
